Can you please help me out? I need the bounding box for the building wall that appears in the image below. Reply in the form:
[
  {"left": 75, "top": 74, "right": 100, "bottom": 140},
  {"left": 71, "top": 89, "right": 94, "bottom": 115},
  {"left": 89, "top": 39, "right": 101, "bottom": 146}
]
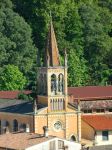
[
  {"left": 0, "top": 112, "right": 33, "bottom": 134},
  {"left": 38, "top": 96, "right": 48, "bottom": 105},
  {"left": 26, "top": 138, "right": 81, "bottom": 150},
  {"left": 95, "top": 130, "right": 112, "bottom": 146},
  {"left": 81, "top": 120, "right": 95, "bottom": 141},
  {"left": 34, "top": 108, "right": 81, "bottom": 141}
]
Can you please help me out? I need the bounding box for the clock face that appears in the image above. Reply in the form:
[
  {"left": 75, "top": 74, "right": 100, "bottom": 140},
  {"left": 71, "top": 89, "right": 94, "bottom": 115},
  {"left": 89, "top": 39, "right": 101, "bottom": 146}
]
[{"left": 54, "top": 121, "right": 62, "bottom": 130}]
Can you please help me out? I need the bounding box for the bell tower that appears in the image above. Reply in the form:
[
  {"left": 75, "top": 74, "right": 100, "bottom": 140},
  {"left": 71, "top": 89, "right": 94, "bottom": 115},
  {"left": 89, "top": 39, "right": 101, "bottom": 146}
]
[
  {"left": 37, "top": 20, "right": 68, "bottom": 112},
  {"left": 35, "top": 20, "right": 81, "bottom": 141}
]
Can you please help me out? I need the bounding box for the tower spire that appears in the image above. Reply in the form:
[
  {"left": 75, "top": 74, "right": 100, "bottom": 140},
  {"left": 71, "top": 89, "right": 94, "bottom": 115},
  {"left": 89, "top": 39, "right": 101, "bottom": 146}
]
[{"left": 44, "top": 17, "right": 60, "bottom": 67}]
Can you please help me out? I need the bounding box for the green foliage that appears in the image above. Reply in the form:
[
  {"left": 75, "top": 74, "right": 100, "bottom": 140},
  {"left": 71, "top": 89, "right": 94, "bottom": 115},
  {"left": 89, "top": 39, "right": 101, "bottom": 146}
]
[
  {"left": 79, "top": 2, "right": 112, "bottom": 85},
  {"left": 11, "top": 0, "right": 89, "bottom": 86},
  {"left": 68, "top": 49, "right": 89, "bottom": 86},
  {"left": 18, "top": 92, "right": 33, "bottom": 101},
  {"left": 1, "top": 0, "right": 111, "bottom": 87},
  {"left": 0, "top": 65, "right": 26, "bottom": 90},
  {"left": 0, "top": 0, "right": 36, "bottom": 89}
]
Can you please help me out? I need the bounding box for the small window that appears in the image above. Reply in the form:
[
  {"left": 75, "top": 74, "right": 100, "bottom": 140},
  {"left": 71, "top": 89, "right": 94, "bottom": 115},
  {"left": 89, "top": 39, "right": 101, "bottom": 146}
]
[
  {"left": 109, "top": 109, "right": 112, "bottom": 112},
  {"left": 96, "top": 109, "right": 105, "bottom": 113},
  {"left": 84, "top": 109, "right": 92, "bottom": 113},
  {"left": 58, "top": 140, "right": 64, "bottom": 149},
  {"left": 102, "top": 131, "right": 108, "bottom": 141}
]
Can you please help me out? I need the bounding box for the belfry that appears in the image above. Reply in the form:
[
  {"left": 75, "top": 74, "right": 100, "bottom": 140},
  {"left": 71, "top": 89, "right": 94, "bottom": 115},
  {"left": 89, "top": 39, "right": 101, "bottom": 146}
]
[
  {"left": 37, "top": 20, "right": 68, "bottom": 112},
  {"left": 34, "top": 20, "right": 81, "bottom": 141}
]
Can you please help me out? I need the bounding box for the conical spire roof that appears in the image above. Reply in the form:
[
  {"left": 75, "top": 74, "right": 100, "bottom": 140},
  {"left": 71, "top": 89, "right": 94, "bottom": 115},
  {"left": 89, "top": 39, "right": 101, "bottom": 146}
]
[{"left": 44, "top": 21, "right": 60, "bottom": 67}]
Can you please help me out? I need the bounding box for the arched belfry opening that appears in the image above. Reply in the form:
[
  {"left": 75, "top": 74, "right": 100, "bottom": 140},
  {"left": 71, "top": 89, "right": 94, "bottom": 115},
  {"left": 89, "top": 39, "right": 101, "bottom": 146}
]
[
  {"left": 51, "top": 74, "right": 57, "bottom": 95},
  {"left": 58, "top": 73, "right": 64, "bottom": 93}
]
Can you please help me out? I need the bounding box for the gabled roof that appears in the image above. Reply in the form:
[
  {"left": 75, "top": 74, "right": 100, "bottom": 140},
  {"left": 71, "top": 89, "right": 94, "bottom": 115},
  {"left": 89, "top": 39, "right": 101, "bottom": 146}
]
[
  {"left": 0, "top": 132, "right": 55, "bottom": 149},
  {"left": 82, "top": 115, "right": 112, "bottom": 130},
  {"left": 0, "top": 91, "right": 31, "bottom": 99},
  {"left": 44, "top": 21, "right": 60, "bottom": 66},
  {"left": 68, "top": 86, "right": 112, "bottom": 101}
]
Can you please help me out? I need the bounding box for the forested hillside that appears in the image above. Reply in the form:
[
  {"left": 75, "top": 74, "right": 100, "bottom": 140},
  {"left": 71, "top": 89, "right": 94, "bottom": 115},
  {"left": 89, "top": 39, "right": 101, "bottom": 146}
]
[{"left": 0, "top": 0, "right": 112, "bottom": 91}]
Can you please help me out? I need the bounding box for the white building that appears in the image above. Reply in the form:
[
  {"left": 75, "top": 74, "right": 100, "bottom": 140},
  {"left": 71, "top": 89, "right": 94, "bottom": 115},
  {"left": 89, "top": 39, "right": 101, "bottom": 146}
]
[{"left": 0, "top": 132, "right": 81, "bottom": 150}]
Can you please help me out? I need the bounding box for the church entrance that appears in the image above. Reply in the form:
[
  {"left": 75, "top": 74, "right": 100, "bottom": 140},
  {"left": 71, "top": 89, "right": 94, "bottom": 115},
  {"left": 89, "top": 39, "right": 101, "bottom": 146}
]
[{"left": 70, "top": 135, "right": 77, "bottom": 141}]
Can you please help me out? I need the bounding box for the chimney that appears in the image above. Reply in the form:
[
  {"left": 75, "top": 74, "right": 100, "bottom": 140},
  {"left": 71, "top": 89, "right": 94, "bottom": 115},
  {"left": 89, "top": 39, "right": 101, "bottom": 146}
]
[
  {"left": 5, "top": 127, "right": 10, "bottom": 134},
  {"left": 43, "top": 126, "right": 48, "bottom": 138}
]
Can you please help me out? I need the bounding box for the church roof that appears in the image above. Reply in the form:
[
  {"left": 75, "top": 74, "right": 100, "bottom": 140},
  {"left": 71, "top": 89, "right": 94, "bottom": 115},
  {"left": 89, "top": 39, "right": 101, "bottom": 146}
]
[
  {"left": 44, "top": 21, "right": 60, "bottom": 66},
  {"left": 0, "top": 99, "right": 44, "bottom": 115},
  {"left": 82, "top": 114, "right": 112, "bottom": 130},
  {"left": 68, "top": 86, "right": 112, "bottom": 101}
]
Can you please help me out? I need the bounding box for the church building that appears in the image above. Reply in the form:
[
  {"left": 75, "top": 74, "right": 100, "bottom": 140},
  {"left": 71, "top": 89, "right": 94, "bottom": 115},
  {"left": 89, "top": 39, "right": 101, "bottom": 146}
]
[
  {"left": 34, "top": 20, "right": 81, "bottom": 141},
  {"left": 0, "top": 21, "right": 81, "bottom": 142}
]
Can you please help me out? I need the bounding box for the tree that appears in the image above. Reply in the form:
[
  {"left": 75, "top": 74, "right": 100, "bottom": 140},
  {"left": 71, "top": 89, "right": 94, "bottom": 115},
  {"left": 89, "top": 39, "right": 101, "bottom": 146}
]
[
  {"left": 0, "top": 0, "right": 36, "bottom": 89},
  {"left": 10, "top": 0, "right": 112, "bottom": 86},
  {"left": 0, "top": 65, "right": 26, "bottom": 90},
  {"left": 12, "top": 0, "right": 89, "bottom": 86},
  {"left": 68, "top": 48, "right": 89, "bottom": 86},
  {"left": 79, "top": 2, "right": 112, "bottom": 85}
]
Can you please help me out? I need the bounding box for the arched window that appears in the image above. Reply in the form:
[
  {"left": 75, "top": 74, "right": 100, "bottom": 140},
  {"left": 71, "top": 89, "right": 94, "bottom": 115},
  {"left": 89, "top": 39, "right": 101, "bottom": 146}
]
[
  {"left": 13, "top": 119, "right": 18, "bottom": 132},
  {"left": 58, "top": 74, "right": 64, "bottom": 93},
  {"left": 51, "top": 74, "right": 57, "bottom": 95},
  {"left": 20, "top": 123, "right": 26, "bottom": 132},
  {"left": 3, "top": 121, "right": 9, "bottom": 134},
  {"left": 70, "top": 135, "right": 77, "bottom": 141}
]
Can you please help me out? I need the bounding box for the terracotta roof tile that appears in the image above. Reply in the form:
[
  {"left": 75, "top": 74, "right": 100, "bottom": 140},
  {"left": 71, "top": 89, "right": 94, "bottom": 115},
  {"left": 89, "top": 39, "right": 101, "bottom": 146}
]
[
  {"left": 0, "top": 132, "right": 55, "bottom": 149},
  {"left": 82, "top": 115, "right": 112, "bottom": 130},
  {"left": 0, "top": 91, "right": 31, "bottom": 99},
  {"left": 68, "top": 86, "right": 112, "bottom": 101}
]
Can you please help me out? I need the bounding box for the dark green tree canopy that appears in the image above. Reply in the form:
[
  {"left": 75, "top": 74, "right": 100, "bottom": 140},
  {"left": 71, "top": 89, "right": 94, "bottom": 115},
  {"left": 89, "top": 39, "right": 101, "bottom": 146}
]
[
  {"left": 0, "top": 0, "right": 36, "bottom": 75},
  {"left": 0, "top": 0, "right": 111, "bottom": 88}
]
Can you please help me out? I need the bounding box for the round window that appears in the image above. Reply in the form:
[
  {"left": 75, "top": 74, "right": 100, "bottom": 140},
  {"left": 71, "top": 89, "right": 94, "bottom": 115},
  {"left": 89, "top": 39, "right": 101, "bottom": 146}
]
[{"left": 54, "top": 121, "right": 62, "bottom": 130}]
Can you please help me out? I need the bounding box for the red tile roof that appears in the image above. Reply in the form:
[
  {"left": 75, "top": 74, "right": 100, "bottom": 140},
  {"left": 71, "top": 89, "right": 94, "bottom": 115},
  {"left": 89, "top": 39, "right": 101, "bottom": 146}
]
[
  {"left": 82, "top": 115, "right": 112, "bottom": 130},
  {"left": 0, "top": 132, "right": 54, "bottom": 149},
  {"left": 1, "top": 86, "right": 112, "bottom": 100},
  {"left": 0, "top": 91, "right": 31, "bottom": 99},
  {"left": 68, "top": 86, "right": 112, "bottom": 101}
]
